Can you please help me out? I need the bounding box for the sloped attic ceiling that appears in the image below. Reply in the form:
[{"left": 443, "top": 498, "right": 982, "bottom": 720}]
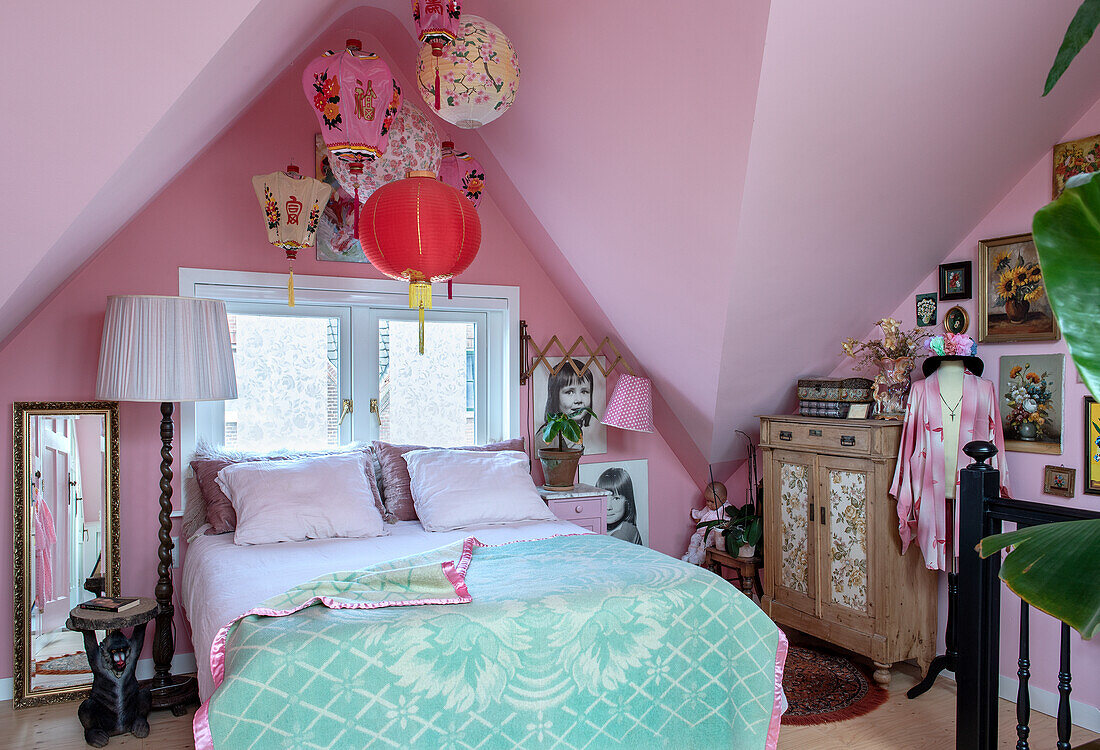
[{"left": 2, "top": 0, "right": 1099, "bottom": 471}]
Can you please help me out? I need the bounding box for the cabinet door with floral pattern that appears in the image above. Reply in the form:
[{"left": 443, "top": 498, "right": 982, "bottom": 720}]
[
  {"left": 817, "top": 456, "right": 875, "bottom": 630},
  {"left": 768, "top": 450, "right": 817, "bottom": 615}
]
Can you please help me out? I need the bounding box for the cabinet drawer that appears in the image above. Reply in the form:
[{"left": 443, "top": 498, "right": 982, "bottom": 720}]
[
  {"left": 770, "top": 423, "right": 870, "bottom": 453},
  {"left": 571, "top": 518, "right": 603, "bottom": 534},
  {"left": 547, "top": 497, "right": 605, "bottom": 520}
]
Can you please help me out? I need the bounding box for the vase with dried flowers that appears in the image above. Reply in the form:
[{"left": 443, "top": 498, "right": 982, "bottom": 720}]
[{"left": 841, "top": 318, "right": 928, "bottom": 419}]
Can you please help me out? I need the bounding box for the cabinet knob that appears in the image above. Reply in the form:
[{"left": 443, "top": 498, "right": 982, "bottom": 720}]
[{"left": 575, "top": 505, "right": 583, "bottom": 514}]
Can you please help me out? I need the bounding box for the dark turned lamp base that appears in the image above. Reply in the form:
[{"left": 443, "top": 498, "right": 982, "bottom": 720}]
[
  {"left": 143, "top": 674, "right": 198, "bottom": 717},
  {"left": 149, "top": 402, "right": 196, "bottom": 716}
]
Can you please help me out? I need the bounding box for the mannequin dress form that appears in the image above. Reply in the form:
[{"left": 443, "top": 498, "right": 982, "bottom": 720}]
[{"left": 906, "top": 360, "right": 965, "bottom": 699}]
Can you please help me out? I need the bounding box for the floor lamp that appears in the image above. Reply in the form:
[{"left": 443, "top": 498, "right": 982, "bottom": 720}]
[{"left": 96, "top": 295, "right": 237, "bottom": 713}]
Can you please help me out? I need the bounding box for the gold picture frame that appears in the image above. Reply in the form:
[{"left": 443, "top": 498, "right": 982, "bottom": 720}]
[
  {"left": 1087, "top": 397, "right": 1100, "bottom": 495},
  {"left": 977, "top": 233, "right": 1060, "bottom": 343},
  {"left": 1042, "top": 465, "right": 1075, "bottom": 498}
]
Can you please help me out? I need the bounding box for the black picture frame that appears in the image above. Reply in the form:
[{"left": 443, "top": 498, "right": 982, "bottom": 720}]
[{"left": 939, "top": 261, "right": 972, "bottom": 300}]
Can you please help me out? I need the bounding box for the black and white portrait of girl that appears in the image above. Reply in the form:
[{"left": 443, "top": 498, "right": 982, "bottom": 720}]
[
  {"left": 580, "top": 459, "right": 649, "bottom": 546},
  {"left": 533, "top": 357, "right": 606, "bottom": 454}
]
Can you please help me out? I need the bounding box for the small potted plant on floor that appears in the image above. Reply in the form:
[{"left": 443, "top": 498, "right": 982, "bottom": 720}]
[
  {"left": 697, "top": 503, "right": 763, "bottom": 558},
  {"left": 538, "top": 408, "right": 595, "bottom": 490}
]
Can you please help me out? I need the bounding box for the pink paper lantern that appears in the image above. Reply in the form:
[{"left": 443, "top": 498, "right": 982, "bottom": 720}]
[
  {"left": 303, "top": 40, "right": 401, "bottom": 163},
  {"left": 602, "top": 374, "right": 655, "bottom": 433},
  {"left": 438, "top": 141, "right": 484, "bottom": 207},
  {"left": 412, "top": 0, "right": 462, "bottom": 55},
  {"left": 327, "top": 103, "right": 442, "bottom": 203}
]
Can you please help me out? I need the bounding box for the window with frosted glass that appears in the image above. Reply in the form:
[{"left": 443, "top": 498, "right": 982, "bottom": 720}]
[
  {"left": 378, "top": 320, "right": 476, "bottom": 446},
  {"left": 224, "top": 314, "right": 340, "bottom": 451}
]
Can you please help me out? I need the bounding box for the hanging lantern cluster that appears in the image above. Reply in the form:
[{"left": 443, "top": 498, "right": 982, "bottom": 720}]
[
  {"left": 438, "top": 141, "right": 484, "bottom": 207},
  {"left": 303, "top": 40, "right": 401, "bottom": 163},
  {"left": 327, "top": 103, "right": 442, "bottom": 204},
  {"left": 415, "top": 15, "right": 520, "bottom": 129},
  {"left": 358, "top": 172, "right": 481, "bottom": 352},
  {"left": 251, "top": 166, "right": 332, "bottom": 306}
]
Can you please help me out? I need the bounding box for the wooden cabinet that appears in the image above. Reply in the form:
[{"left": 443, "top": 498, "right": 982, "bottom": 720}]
[
  {"left": 760, "top": 415, "right": 936, "bottom": 685},
  {"left": 539, "top": 484, "right": 609, "bottom": 534}
]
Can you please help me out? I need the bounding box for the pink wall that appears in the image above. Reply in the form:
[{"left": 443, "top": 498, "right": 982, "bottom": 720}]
[
  {"left": 0, "top": 30, "right": 699, "bottom": 683},
  {"left": 831, "top": 97, "right": 1100, "bottom": 712}
]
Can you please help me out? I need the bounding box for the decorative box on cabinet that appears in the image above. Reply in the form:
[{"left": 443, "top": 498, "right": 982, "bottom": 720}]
[
  {"left": 759, "top": 415, "right": 936, "bottom": 686},
  {"left": 538, "top": 483, "right": 609, "bottom": 534}
]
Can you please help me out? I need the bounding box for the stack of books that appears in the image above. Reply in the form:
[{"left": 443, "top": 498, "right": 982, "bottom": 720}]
[
  {"left": 796, "top": 377, "right": 874, "bottom": 419},
  {"left": 80, "top": 596, "right": 142, "bottom": 613},
  {"left": 799, "top": 400, "right": 851, "bottom": 418}
]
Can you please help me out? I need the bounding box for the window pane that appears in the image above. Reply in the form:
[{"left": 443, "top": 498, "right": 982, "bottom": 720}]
[
  {"left": 225, "top": 314, "right": 340, "bottom": 452},
  {"left": 379, "top": 320, "right": 475, "bottom": 446}
]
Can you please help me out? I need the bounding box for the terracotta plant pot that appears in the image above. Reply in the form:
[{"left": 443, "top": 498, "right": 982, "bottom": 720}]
[
  {"left": 1005, "top": 298, "right": 1030, "bottom": 323},
  {"left": 538, "top": 447, "right": 584, "bottom": 491}
]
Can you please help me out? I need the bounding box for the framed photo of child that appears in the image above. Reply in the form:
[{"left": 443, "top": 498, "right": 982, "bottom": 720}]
[
  {"left": 531, "top": 357, "right": 607, "bottom": 455},
  {"left": 579, "top": 459, "right": 649, "bottom": 546}
]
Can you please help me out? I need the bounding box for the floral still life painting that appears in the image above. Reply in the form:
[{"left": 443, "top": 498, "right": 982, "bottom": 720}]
[
  {"left": 1087, "top": 398, "right": 1100, "bottom": 495},
  {"left": 915, "top": 293, "right": 938, "bottom": 327},
  {"left": 1053, "top": 133, "right": 1100, "bottom": 199},
  {"left": 999, "top": 354, "right": 1065, "bottom": 454},
  {"left": 314, "top": 134, "right": 369, "bottom": 263},
  {"left": 978, "top": 234, "right": 1060, "bottom": 343},
  {"left": 1042, "top": 465, "right": 1076, "bottom": 498}
]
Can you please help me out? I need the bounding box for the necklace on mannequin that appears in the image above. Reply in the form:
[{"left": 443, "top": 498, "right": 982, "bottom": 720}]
[{"left": 941, "top": 392, "right": 962, "bottom": 421}]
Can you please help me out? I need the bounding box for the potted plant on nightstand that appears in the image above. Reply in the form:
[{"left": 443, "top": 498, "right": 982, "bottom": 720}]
[
  {"left": 697, "top": 503, "right": 763, "bottom": 558},
  {"left": 538, "top": 408, "right": 595, "bottom": 491}
]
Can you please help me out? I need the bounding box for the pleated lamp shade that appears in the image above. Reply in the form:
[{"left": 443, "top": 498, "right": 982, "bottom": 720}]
[
  {"left": 602, "top": 374, "right": 655, "bottom": 433},
  {"left": 95, "top": 296, "right": 238, "bottom": 403}
]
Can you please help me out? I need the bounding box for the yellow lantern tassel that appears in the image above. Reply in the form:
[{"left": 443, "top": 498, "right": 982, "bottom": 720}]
[
  {"left": 409, "top": 281, "right": 432, "bottom": 354},
  {"left": 288, "top": 264, "right": 296, "bottom": 307}
]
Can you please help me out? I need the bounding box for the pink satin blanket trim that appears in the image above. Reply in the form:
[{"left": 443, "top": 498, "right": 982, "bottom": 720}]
[{"left": 765, "top": 628, "right": 789, "bottom": 750}]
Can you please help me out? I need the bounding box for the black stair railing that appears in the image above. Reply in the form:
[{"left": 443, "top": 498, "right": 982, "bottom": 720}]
[{"left": 956, "top": 441, "right": 1100, "bottom": 750}]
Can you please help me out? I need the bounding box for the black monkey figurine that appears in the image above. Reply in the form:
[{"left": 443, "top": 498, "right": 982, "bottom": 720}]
[{"left": 77, "top": 624, "right": 151, "bottom": 747}]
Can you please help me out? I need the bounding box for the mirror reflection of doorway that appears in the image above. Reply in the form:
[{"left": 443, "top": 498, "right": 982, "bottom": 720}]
[{"left": 29, "top": 414, "right": 105, "bottom": 691}]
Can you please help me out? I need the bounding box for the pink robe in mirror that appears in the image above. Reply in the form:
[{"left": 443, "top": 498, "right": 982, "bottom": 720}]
[{"left": 889, "top": 369, "right": 1011, "bottom": 571}]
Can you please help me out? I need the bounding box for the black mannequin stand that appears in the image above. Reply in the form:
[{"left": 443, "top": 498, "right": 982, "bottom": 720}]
[{"left": 908, "top": 497, "right": 958, "bottom": 699}]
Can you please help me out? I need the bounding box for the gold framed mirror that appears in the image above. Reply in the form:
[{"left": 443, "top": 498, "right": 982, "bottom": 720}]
[{"left": 13, "top": 401, "right": 120, "bottom": 708}]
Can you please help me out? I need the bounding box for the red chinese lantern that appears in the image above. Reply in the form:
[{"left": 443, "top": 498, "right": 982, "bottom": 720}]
[
  {"left": 303, "top": 40, "right": 401, "bottom": 163},
  {"left": 358, "top": 171, "right": 481, "bottom": 352},
  {"left": 411, "top": 0, "right": 461, "bottom": 110}
]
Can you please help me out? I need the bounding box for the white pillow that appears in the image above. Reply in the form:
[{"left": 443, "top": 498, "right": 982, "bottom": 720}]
[
  {"left": 215, "top": 453, "right": 386, "bottom": 545},
  {"left": 404, "top": 449, "right": 557, "bottom": 532}
]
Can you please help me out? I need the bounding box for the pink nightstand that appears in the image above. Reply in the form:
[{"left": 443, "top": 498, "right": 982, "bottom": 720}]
[{"left": 538, "top": 483, "right": 610, "bottom": 534}]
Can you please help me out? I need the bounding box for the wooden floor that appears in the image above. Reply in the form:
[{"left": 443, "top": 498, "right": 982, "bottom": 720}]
[{"left": 0, "top": 668, "right": 1095, "bottom": 749}]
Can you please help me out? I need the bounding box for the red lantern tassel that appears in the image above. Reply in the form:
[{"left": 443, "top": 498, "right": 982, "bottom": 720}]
[
  {"left": 448, "top": 278, "right": 453, "bottom": 299},
  {"left": 434, "top": 57, "right": 441, "bottom": 111}
]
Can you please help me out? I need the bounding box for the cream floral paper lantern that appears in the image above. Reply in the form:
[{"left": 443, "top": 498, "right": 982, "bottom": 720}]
[{"left": 415, "top": 15, "right": 520, "bottom": 129}]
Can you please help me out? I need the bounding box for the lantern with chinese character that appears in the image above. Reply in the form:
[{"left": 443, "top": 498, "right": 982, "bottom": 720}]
[
  {"left": 438, "top": 141, "right": 484, "bottom": 207},
  {"left": 358, "top": 171, "right": 481, "bottom": 352},
  {"left": 303, "top": 40, "right": 401, "bottom": 163},
  {"left": 416, "top": 15, "right": 520, "bottom": 128},
  {"left": 251, "top": 166, "right": 332, "bottom": 306},
  {"left": 327, "top": 103, "right": 442, "bottom": 203},
  {"left": 412, "top": 0, "right": 462, "bottom": 110}
]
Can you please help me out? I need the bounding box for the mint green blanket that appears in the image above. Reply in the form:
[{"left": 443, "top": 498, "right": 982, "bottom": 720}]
[{"left": 195, "top": 534, "right": 786, "bottom": 749}]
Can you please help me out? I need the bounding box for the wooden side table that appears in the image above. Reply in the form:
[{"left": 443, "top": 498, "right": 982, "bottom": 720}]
[
  {"left": 538, "top": 483, "right": 610, "bottom": 534},
  {"left": 704, "top": 547, "right": 763, "bottom": 600},
  {"left": 67, "top": 599, "right": 158, "bottom": 747}
]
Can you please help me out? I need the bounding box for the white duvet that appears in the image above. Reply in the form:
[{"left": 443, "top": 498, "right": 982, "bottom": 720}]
[{"left": 181, "top": 519, "right": 586, "bottom": 701}]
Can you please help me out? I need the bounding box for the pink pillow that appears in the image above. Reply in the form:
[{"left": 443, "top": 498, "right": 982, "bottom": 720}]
[
  {"left": 192, "top": 446, "right": 388, "bottom": 534},
  {"left": 372, "top": 438, "right": 525, "bottom": 521}
]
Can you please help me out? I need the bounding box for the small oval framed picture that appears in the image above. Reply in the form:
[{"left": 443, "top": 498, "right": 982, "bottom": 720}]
[{"left": 943, "top": 305, "right": 970, "bottom": 334}]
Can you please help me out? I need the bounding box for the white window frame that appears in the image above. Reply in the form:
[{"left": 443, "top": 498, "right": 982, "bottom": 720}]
[{"left": 178, "top": 268, "right": 520, "bottom": 471}]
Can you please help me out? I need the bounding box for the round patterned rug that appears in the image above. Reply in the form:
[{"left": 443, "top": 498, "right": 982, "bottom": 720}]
[{"left": 781, "top": 645, "right": 887, "bottom": 725}]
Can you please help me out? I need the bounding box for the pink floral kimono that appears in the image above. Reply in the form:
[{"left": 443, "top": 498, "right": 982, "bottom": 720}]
[{"left": 890, "top": 369, "right": 1010, "bottom": 571}]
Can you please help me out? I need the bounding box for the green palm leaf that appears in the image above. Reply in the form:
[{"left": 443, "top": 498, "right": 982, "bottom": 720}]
[{"left": 979, "top": 520, "right": 1100, "bottom": 638}]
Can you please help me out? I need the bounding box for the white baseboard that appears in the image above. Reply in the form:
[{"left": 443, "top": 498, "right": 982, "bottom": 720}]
[
  {"left": 999, "top": 675, "right": 1100, "bottom": 734},
  {"left": 0, "top": 653, "right": 197, "bottom": 703}
]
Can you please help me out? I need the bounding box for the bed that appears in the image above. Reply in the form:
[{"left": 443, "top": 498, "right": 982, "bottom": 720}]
[{"left": 181, "top": 519, "right": 786, "bottom": 749}]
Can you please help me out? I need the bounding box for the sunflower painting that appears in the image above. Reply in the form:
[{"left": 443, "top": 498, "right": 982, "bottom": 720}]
[{"left": 978, "top": 234, "right": 1060, "bottom": 343}]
